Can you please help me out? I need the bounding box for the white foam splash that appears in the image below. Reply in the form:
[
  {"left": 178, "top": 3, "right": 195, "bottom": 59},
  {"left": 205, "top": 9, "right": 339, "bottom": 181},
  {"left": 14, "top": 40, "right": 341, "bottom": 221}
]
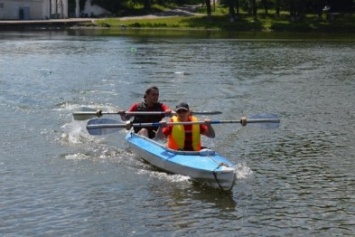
[
  {"left": 174, "top": 71, "right": 190, "bottom": 78},
  {"left": 64, "top": 153, "right": 90, "bottom": 160},
  {"left": 55, "top": 102, "right": 118, "bottom": 113},
  {"left": 137, "top": 169, "right": 190, "bottom": 183},
  {"left": 60, "top": 121, "right": 99, "bottom": 144},
  {"left": 235, "top": 162, "right": 253, "bottom": 179}
]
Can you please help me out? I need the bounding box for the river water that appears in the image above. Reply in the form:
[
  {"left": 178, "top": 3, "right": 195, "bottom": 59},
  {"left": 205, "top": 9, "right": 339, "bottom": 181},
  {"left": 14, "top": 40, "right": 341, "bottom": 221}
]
[{"left": 0, "top": 29, "right": 354, "bottom": 236}]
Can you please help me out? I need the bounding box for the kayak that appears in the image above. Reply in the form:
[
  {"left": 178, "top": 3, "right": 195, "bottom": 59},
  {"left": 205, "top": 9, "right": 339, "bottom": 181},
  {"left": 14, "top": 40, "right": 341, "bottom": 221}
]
[
  {"left": 84, "top": 114, "right": 280, "bottom": 191},
  {"left": 125, "top": 132, "right": 236, "bottom": 191}
]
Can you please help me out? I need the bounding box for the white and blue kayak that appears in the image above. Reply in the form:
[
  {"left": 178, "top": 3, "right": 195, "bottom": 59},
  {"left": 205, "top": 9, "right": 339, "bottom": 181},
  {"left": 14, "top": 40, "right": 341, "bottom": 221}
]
[
  {"left": 84, "top": 113, "right": 280, "bottom": 191},
  {"left": 125, "top": 132, "right": 236, "bottom": 191}
]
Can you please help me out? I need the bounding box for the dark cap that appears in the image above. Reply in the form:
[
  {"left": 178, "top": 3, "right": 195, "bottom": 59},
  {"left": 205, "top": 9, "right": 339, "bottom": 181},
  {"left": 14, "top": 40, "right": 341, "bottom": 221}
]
[{"left": 175, "top": 102, "right": 189, "bottom": 112}]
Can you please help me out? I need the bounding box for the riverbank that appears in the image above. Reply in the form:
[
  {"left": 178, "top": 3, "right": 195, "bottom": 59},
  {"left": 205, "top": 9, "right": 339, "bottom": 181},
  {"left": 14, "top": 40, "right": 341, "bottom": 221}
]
[
  {"left": 0, "top": 5, "right": 199, "bottom": 31},
  {"left": 2, "top": 16, "right": 355, "bottom": 33},
  {"left": 1, "top": 6, "right": 355, "bottom": 33},
  {"left": 0, "top": 18, "right": 96, "bottom": 30}
]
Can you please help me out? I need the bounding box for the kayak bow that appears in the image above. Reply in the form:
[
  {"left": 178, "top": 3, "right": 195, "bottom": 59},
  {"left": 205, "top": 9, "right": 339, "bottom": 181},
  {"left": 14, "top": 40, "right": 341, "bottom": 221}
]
[{"left": 125, "top": 132, "right": 236, "bottom": 191}]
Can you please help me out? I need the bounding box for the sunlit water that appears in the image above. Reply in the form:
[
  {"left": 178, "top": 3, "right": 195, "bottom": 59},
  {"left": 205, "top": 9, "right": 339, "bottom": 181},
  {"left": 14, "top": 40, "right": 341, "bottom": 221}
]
[{"left": 0, "top": 30, "right": 354, "bottom": 236}]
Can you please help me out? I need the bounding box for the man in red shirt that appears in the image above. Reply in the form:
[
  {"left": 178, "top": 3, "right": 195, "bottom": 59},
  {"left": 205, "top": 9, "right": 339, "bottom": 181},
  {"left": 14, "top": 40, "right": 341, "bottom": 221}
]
[{"left": 119, "top": 86, "right": 171, "bottom": 138}]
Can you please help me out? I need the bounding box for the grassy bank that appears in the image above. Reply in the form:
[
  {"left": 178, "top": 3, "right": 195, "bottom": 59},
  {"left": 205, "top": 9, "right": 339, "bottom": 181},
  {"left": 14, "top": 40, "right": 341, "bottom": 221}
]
[{"left": 89, "top": 5, "right": 355, "bottom": 33}]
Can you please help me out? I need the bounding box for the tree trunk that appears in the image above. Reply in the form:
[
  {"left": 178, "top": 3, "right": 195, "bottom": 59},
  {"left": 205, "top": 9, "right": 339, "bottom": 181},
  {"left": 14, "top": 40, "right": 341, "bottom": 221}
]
[
  {"left": 236, "top": 0, "right": 239, "bottom": 15},
  {"left": 262, "top": 0, "right": 268, "bottom": 15},
  {"left": 49, "top": 0, "right": 52, "bottom": 19},
  {"left": 228, "top": 0, "right": 236, "bottom": 22},
  {"left": 275, "top": 0, "right": 280, "bottom": 17},
  {"left": 55, "top": 0, "right": 58, "bottom": 19},
  {"left": 144, "top": 0, "right": 151, "bottom": 10},
  {"left": 205, "top": 0, "right": 212, "bottom": 18},
  {"left": 251, "top": 0, "right": 257, "bottom": 20}
]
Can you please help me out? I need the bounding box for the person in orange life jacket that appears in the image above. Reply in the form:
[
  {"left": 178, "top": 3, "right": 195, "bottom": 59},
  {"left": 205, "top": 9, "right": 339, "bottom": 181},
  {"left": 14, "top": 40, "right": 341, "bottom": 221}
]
[
  {"left": 155, "top": 102, "right": 215, "bottom": 151},
  {"left": 118, "top": 86, "right": 172, "bottom": 138}
]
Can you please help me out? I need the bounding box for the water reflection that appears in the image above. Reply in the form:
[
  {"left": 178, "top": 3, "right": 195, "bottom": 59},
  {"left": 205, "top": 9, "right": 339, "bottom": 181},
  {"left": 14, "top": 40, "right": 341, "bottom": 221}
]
[{"left": 176, "top": 183, "right": 236, "bottom": 211}]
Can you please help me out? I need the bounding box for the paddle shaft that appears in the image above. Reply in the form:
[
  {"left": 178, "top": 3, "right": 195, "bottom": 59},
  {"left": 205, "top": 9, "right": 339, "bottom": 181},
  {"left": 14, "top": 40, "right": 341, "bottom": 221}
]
[
  {"left": 86, "top": 118, "right": 280, "bottom": 129},
  {"left": 73, "top": 110, "right": 222, "bottom": 120}
]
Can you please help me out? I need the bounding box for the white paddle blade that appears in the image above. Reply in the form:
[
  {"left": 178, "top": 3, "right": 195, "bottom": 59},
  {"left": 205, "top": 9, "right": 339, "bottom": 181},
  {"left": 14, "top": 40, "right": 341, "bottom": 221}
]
[
  {"left": 248, "top": 113, "right": 280, "bottom": 129},
  {"left": 86, "top": 118, "right": 124, "bottom": 135}
]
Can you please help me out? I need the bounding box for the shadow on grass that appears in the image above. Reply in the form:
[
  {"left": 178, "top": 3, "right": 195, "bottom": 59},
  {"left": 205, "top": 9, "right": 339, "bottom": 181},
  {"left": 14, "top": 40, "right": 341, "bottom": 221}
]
[
  {"left": 97, "top": 11, "right": 355, "bottom": 33},
  {"left": 180, "top": 13, "right": 355, "bottom": 32},
  {"left": 180, "top": 16, "right": 263, "bottom": 31},
  {"left": 116, "top": 7, "right": 164, "bottom": 17},
  {"left": 271, "top": 16, "right": 355, "bottom": 32}
]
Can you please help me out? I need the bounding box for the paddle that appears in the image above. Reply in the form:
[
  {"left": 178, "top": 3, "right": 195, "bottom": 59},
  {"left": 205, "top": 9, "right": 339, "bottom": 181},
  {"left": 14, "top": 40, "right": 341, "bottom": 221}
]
[
  {"left": 73, "top": 108, "right": 223, "bottom": 121},
  {"left": 86, "top": 113, "right": 280, "bottom": 136}
]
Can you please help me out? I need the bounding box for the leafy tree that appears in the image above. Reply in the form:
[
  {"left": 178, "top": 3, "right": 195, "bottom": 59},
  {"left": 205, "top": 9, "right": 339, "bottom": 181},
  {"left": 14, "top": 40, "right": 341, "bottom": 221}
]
[
  {"left": 90, "top": 0, "right": 126, "bottom": 13},
  {"left": 325, "top": 0, "right": 353, "bottom": 12},
  {"left": 142, "top": 0, "right": 151, "bottom": 10}
]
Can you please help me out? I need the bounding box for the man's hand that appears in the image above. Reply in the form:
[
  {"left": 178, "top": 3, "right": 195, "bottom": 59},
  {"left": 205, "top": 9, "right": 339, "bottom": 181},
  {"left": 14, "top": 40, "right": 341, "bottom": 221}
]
[
  {"left": 118, "top": 110, "right": 130, "bottom": 121},
  {"left": 125, "top": 121, "right": 132, "bottom": 130},
  {"left": 117, "top": 110, "right": 125, "bottom": 115},
  {"left": 164, "top": 110, "right": 173, "bottom": 116},
  {"left": 159, "top": 120, "right": 167, "bottom": 128},
  {"left": 204, "top": 118, "right": 212, "bottom": 125}
]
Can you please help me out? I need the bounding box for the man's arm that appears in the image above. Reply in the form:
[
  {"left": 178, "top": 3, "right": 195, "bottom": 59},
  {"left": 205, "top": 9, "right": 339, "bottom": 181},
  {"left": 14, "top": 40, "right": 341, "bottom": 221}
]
[
  {"left": 161, "top": 103, "right": 173, "bottom": 116},
  {"left": 155, "top": 120, "right": 168, "bottom": 140},
  {"left": 202, "top": 119, "right": 215, "bottom": 138},
  {"left": 118, "top": 103, "right": 138, "bottom": 121}
]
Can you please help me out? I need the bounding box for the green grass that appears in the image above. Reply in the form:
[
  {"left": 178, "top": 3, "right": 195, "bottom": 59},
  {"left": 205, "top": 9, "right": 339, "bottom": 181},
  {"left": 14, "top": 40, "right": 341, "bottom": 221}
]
[
  {"left": 95, "top": 15, "right": 264, "bottom": 31},
  {"left": 92, "top": 6, "right": 355, "bottom": 33},
  {"left": 96, "top": 17, "right": 192, "bottom": 29}
]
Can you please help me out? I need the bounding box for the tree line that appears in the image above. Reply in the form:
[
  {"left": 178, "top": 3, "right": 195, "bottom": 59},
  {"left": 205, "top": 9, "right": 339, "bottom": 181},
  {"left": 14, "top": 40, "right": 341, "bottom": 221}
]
[
  {"left": 71, "top": 0, "right": 354, "bottom": 19},
  {"left": 220, "top": 0, "right": 354, "bottom": 21}
]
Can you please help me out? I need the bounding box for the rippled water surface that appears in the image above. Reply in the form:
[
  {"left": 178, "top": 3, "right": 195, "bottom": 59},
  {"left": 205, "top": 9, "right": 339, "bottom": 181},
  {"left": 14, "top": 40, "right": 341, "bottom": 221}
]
[{"left": 1, "top": 30, "right": 354, "bottom": 236}]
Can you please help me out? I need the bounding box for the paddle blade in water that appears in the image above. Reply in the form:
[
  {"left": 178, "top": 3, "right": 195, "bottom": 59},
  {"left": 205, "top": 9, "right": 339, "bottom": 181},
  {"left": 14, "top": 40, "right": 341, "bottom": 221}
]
[
  {"left": 248, "top": 113, "right": 280, "bottom": 129},
  {"left": 86, "top": 118, "right": 122, "bottom": 135}
]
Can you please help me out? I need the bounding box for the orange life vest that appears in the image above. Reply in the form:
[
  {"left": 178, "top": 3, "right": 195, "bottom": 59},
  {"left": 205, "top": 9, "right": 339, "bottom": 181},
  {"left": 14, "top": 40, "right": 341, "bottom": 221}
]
[{"left": 167, "top": 116, "right": 201, "bottom": 151}]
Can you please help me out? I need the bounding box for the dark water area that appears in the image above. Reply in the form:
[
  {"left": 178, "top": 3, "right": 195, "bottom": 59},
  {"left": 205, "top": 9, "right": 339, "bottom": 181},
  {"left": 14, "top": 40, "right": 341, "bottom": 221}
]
[{"left": 0, "top": 30, "right": 354, "bottom": 236}]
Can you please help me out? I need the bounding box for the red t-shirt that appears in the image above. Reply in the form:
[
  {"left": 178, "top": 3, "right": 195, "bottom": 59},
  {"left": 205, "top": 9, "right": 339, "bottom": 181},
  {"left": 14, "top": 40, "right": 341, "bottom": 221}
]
[{"left": 128, "top": 102, "right": 170, "bottom": 112}]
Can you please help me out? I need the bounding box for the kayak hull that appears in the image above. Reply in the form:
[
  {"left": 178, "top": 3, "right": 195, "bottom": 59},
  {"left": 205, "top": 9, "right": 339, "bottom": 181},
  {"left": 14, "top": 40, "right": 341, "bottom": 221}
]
[{"left": 125, "top": 132, "right": 236, "bottom": 191}]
